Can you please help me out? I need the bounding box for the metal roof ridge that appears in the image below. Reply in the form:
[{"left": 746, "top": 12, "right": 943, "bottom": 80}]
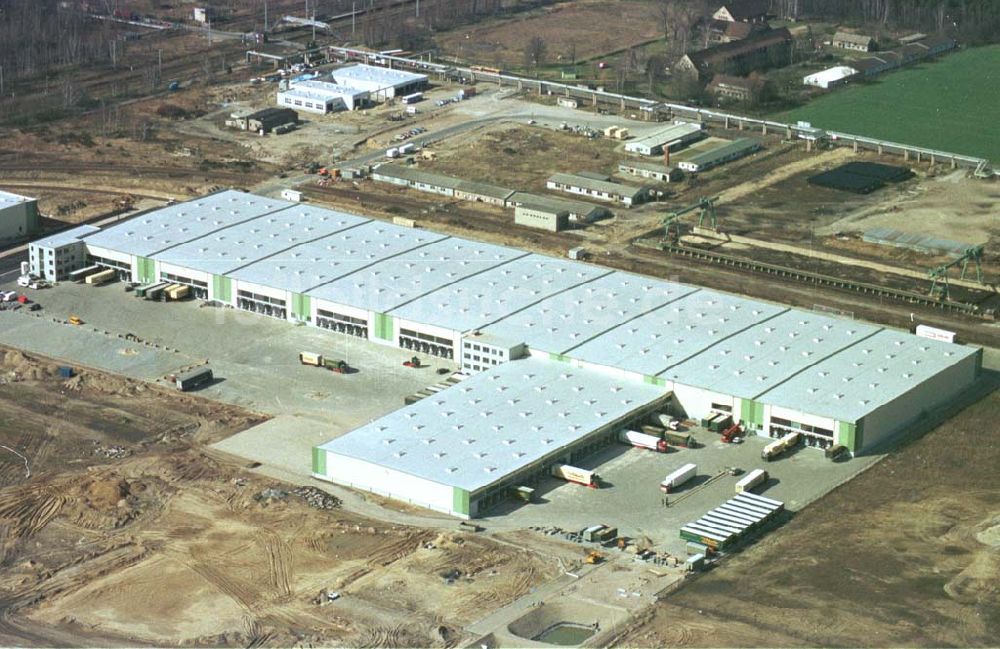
[
  {"left": 748, "top": 326, "right": 885, "bottom": 399},
  {"left": 224, "top": 218, "right": 373, "bottom": 277},
  {"left": 386, "top": 251, "right": 533, "bottom": 314},
  {"left": 559, "top": 281, "right": 700, "bottom": 355},
  {"left": 150, "top": 200, "right": 295, "bottom": 259},
  {"left": 466, "top": 268, "right": 617, "bottom": 334},
  {"left": 302, "top": 231, "right": 450, "bottom": 294},
  {"left": 655, "top": 306, "right": 791, "bottom": 376}
]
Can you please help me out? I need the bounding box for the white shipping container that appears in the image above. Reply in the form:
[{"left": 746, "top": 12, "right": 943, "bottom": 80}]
[
  {"left": 280, "top": 189, "right": 303, "bottom": 202},
  {"left": 551, "top": 464, "right": 598, "bottom": 488},
  {"left": 386, "top": 148, "right": 400, "bottom": 158},
  {"left": 398, "top": 143, "right": 416, "bottom": 155},
  {"left": 735, "top": 468, "right": 768, "bottom": 493},
  {"left": 618, "top": 430, "right": 667, "bottom": 452},
  {"left": 915, "top": 324, "right": 956, "bottom": 344},
  {"left": 660, "top": 463, "right": 697, "bottom": 492}
]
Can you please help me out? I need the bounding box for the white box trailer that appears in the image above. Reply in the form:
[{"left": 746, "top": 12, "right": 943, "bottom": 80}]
[
  {"left": 761, "top": 432, "right": 800, "bottom": 461},
  {"left": 551, "top": 464, "right": 600, "bottom": 488},
  {"left": 618, "top": 429, "right": 668, "bottom": 452},
  {"left": 735, "top": 468, "right": 768, "bottom": 493},
  {"left": 660, "top": 463, "right": 697, "bottom": 493},
  {"left": 915, "top": 324, "right": 956, "bottom": 343}
]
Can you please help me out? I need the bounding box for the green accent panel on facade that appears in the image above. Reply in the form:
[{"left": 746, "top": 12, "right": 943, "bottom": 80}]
[
  {"left": 373, "top": 312, "right": 394, "bottom": 341},
  {"left": 740, "top": 399, "right": 764, "bottom": 426},
  {"left": 292, "top": 293, "right": 311, "bottom": 320},
  {"left": 452, "top": 487, "right": 470, "bottom": 516},
  {"left": 136, "top": 256, "right": 155, "bottom": 283},
  {"left": 644, "top": 375, "right": 667, "bottom": 386},
  {"left": 837, "top": 421, "right": 857, "bottom": 451},
  {"left": 212, "top": 274, "right": 232, "bottom": 302},
  {"left": 311, "top": 447, "right": 326, "bottom": 475},
  {"left": 549, "top": 353, "right": 569, "bottom": 362}
]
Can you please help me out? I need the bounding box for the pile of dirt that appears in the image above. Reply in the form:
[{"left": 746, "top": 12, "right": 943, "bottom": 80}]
[
  {"left": 62, "top": 372, "right": 148, "bottom": 396},
  {"left": 1, "top": 350, "right": 58, "bottom": 382},
  {"left": 61, "top": 472, "right": 151, "bottom": 530}
]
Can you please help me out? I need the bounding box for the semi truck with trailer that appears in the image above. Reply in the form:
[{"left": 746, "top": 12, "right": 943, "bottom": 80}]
[
  {"left": 618, "top": 429, "right": 668, "bottom": 452},
  {"left": 734, "top": 468, "right": 768, "bottom": 493},
  {"left": 761, "top": 432, "right": 800, "bottom": 461},
  {"left": 551, "top": 464, "right": 600, "bottom": 488},
  {"left": 299, "top": 352, "right": 349, "bottom": 373},
  {"left": 173, "top": 367, "right": 213, "bottom": 391},
  {"left": 69, "top": 265, "right": 102, "bottom": 283},
  {"left": 660, "top": 462, "right": 697, "bottom": 493},
  {"left": 166, "top": 284, "right": 190, "bottom": 300}
]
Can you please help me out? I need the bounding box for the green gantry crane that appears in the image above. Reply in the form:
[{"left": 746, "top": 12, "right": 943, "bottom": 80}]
[
  {"left": 928, "top": 245, "right": 985, "bottom": 300},
  {"left": 662, "top": 196, "right": 720, "bottom": 244}
]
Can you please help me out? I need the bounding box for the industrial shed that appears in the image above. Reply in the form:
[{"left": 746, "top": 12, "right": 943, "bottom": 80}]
[
  {"left": 623, "top": 122, "right": 704, "bottom": 156},
  {"left": 546, "top": 173, "right": 651, "bottom": 207},
  {"left": 676, "top": 138, "right": 761, "bottom": 172},
  {"left": 618, "top": 161, "right": 682, "bottom": 183},
  {"left": 508, "top": 193, "right": 610, "bottom": 223},
  {"left": 330, "top": 64, "right": 427, "bottom": 101},
  {"left": 38, "top": 189, "right": 983, "bottom": 485},
  {"left": 313, "top": 359, "right": 671, "bottom": 518},
  {"left": 278, "top": 80, "right": 370, "bottom": 113},
  {"left": 0, "top": 190, "right": 41, "bottom": 241}
]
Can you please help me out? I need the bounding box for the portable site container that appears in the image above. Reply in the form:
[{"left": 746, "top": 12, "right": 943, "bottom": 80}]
[
  {"left": 686, "top": 553, "right": 705, "bottom": 571},
  {"left": 582, "top": 525, "right": 606, "bottom": 542},
  {"left": 715, "top": 505, "right": 763, "bottom": 526},
  {"left": 679, "top": 525, "right": 731, "bottom": 550},
  {"left": 735, "top": 492, "right": 783, "bottom": 511},
  {"left": 730, "top": 496, "right": 775, "bottom": 515},
  {"left": 737, "top": 491, "right": 785, "bottom": 511},
  {"left": 175, "top": 366, "right": 213, "bottom": 391},
  {"left": 695, "top": 518, "right": 743, "bottom": 537},
  {"left": 701, "top": 514, "right": 749, "bottom": 533}
]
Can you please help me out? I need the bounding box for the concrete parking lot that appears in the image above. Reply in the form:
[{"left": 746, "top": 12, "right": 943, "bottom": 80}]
[
  {"left": 481, "top": 426, "right": 879, "bottom": 554},
  {"left": 0, "top": 279, "right": 452, "bottom": 429}
]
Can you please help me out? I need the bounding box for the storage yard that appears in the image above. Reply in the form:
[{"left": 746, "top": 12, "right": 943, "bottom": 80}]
[{"left": 1, "top": 13, "right": 998, "bottom": 647}]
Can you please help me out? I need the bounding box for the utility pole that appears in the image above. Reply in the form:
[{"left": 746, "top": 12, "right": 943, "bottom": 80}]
[
  {"left": 352, "top": 1, "right": 356, "bottom": 34},
  {"left": 416, "top": 0, "right": 420, "bottom": 18},
  {"left": 264, "top": 0, "right": 268, "bottom": 32}
]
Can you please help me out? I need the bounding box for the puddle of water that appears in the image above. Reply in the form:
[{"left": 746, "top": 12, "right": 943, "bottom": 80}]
[{"left": 533, "top": 622, "right": 596, "bottom": 646}]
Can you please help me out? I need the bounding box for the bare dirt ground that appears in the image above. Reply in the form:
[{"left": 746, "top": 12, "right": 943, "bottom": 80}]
[
  {"left": 0, "top": 347, "right": 553, "bottom": 647},
  {"left": 615, "top": 381, "right": 1000, "bottom": 648},
  {"left": 435, "top": 0, "right": 662, "bottom": 68},
  {"left": 419, "top": 123, "right": 621, "bottom": 192}
]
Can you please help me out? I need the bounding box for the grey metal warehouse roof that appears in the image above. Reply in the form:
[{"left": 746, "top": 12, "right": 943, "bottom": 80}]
[
  {"left": 318, "top": 357, "right": 666, "bottom": 492},
  {"left": 482, "top": 272, "right": 691, "bottom": 354},
  {"left": 757, "top": 329, "right": 980, "bottom": 422},
  {"left": 332, "top": 63, "right": 427, "bottom": 87},
  {"left": 0, "top": 189, "right": 35, "bottom": 206},
  {"left": 683, "top": 138, "right": 761, "bottom": 168},
  {"left": 566, "top": 289, "right": 782, "bottom": 377},
  {"left": 231, "top": 220, "right": 446, "bottom": 293},
  {"left": 662, "top": 309, "right": 882, "bottom": 398},
  {"left": 30, "top": 224, "right": 100, "bottom": 249},
  {"left": 624, "top": 122, "right": 703, "bottom": 151},
  {"left": 374, "top": 164, "right": 463, "bottom": 190},
  {"left": 308, "top": 238, "right": 527, "bottom": 314},
  {"left": 388, "top": 254, "right": 613, "bottom": 332},
  {"left": 83, "top": 190, "right": 292, "bottom": 257},
  {"left": 153, "top": 205, "right": 369, "bottom": 277}
]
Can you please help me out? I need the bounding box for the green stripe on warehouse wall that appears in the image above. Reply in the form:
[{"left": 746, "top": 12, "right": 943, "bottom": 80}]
[
  {"left": 740, "top": 399, "right": 764, "bottom": 426},
  {"left": 292, "top": 293, "right": 311, "bottom": 320},
  {"left": 452, "top": 487, "right": 470, "bottom": 516},
  {"left": 212, "top": 274, "right": 232, "bottom": 302},
  {"left": 837, "top": 421, "right": 857, "bottom": 452},
  {"left": 373, "top": 312, "right": 394, "bottom": 340},
  {"left": 136, "top": 256, "right": 155, "bottom": 283},
  {"left": 644, "top": 375, "right": 667, "bottom": 386},
  {"left": 311, "top": 447, "right": 327, "bottom": 476},
  {"left": 549, "top": 352, "right": 569, "bottom": 362}
]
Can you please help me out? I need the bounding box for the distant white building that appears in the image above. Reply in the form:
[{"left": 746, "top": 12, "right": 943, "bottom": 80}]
[
  {"left": 330, "top": 64, "right": 428, "bottom": 101},
  {"left": 277, "top": 80, "right": 370, "bottom": 114},
  {"left": 803, "top": 66, "right": 859, "bottom": 89}
]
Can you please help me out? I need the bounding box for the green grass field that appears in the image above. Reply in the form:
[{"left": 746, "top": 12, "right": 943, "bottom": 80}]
[{"left": 776, "top": 45, "right": 1000, "bottom": 161}]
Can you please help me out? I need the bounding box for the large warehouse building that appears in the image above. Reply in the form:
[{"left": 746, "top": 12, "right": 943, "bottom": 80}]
[
  {"left": 32, "top": 191, "right": 983, "bottom": 516},
  {"left": 0, "top": 190, "right": 41, "bottom": 241}
]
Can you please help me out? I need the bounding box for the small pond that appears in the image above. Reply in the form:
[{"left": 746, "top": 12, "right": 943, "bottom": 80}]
[{"left": 532, "top": 622, "right": 596, "bottom": 646}]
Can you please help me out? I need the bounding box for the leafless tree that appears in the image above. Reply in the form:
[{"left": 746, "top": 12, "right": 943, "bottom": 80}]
[{"left": 524, "top": 35, "right": 546, "bottom": 70}]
